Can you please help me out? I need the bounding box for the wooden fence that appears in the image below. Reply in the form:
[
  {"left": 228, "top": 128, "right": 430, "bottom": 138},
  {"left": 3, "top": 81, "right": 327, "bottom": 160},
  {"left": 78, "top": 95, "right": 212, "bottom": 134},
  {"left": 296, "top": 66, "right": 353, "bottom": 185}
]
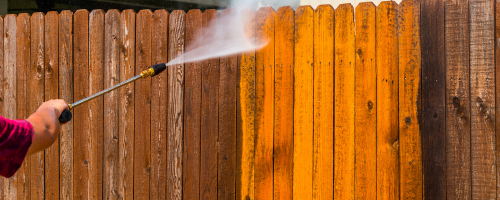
[{"left": 0, "top": 0, "right": 496, "bottom": 199}]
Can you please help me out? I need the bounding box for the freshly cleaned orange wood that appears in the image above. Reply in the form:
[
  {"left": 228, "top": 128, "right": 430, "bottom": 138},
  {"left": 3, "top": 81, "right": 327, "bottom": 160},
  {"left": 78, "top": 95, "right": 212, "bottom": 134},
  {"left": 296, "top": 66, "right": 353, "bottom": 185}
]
[
  {"left": 254, "top": 7, "right": 275, "bottom": 200},
  {"left": 151, "top": 9, "right": 168, "bottom": 200},
  {"left": 44, "top": 11, "right": 60, "bottom": 200},
  {"left": 119, "top": 9, "right": 136, "bottom": 200},
  {"left": 376, "top": 2, "right": 399, "bottom": 199},
  {"left": 354, "top": 3, "right": 376, "bottom": 200},
  {"left": 398, "top": 1, "right": 423, "bottom": 199},
  {"left": 29, "top": 12, "right": 45, "bottom": 200},
  {"left": 293, "top": 5, "right": 314, "bottom": 200},
  {"left": 274, "top": 6, "right": 294, "bottom": 200},
  {"left": 134, "top": 9, "right": 152, "bottom": 200},
  {"left": 236, "top": 9, "right": 256, "bottom": 200},
  {"left": 313, "top": 4, "right": 334, "bottom": 200},
  {"left": 334, "top": 4, "right": 355, "bottom": 199},
  {"left": 59, "top": 10, "right": 74, "bottom": 200},
  {"left": 16, "top": 13, "right": 30, "bottom": 200}
]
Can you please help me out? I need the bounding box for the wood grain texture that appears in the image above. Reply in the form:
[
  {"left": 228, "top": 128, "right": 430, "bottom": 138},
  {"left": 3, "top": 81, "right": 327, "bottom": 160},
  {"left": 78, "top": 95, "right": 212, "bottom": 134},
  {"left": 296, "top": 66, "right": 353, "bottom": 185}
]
[
  {"left": 419, "top": 0, "right": 446, "bottom": 198},
  {"left": 167, "top": 10, "right": 185, "bottom": 200},
  {"left": 236, "top": 9, "right": 256, "bottom": 200},
  {"left": 89, "top": 9, "right": 105, "bottom": 199},
  {"left": 274, "top": 6, "right": 294, "bottom": 200},
  {"left": 354, "top": 3, "right": 376, "bottom": 199},
  {"left": 445, "top": 0, "right": 471, "bottom": 198},
  {"left": 254, "top": 7, "right": 275, "bottom": 200},
  {"left": 44, "top": 11, "right": 60, "bottom": 200},
  {"left": 183, "top": 9, "right": 202, "bottom": 200},
  {"left": 469, "top": 0, "right": 496, "bottom": 198},
  {"left": 2, "top": 14, "right": 16, "bottom": 200},
  {"left": 200, "top": 9, "right": 218, "bottom": 200},
  {"left": 151, "top": 9, "right": 168, "bottom": 200},
  {"left": 119, "top": 9, "right": 135, "bottom": 200},
  {"left": 29, "top": 12, "right": 45, "bottom": 200},
  {"left": 16, "top": 13, "right": 30, "bottom": 200},
  {"left": 375, "top": 2, "right": 399, "bottom": 199},
  {"left": 496, "top": 0, "right": 500, "bottom": 198},
  {"left": 398, "top": 1, "right": 423, "bottom": 199},
  {"left": 293, "top": 5, "right": 313, "bottom": 200},
  {"left": 334, "top": 4, "right": 355, "bottom": 199},
  {"left": 0, "top": 15, "right": 4, "bottom": 200},
  {"left": 59, "top": 10, "right": 73, "bottom": 200},
  {"left": 134, "top": 9, "right": 152, "bottom": 200},
  {"left": 73, "top": 9, "right": 91, "bottom": 200},
  {"left": 313, "top": 5, "right": 334, "bottom": 200},
  {"left": 218, "top": 8, "right": 237, "bottom": 200},
  {"left": 103, "top": 9, "right": 120, "bottom": 200}
]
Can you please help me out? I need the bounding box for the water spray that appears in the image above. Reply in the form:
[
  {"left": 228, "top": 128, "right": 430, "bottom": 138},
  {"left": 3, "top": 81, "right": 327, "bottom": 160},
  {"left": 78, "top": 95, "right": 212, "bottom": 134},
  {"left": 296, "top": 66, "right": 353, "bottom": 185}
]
[{"left": 58, "top": 63, "right": 167, "bottom": 123}]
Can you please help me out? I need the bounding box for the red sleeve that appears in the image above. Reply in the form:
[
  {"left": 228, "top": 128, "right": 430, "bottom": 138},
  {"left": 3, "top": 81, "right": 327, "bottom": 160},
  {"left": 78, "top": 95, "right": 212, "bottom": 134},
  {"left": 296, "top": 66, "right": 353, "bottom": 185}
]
[{"left": 0, "top": 116, "right": 33, "bottom": 178}]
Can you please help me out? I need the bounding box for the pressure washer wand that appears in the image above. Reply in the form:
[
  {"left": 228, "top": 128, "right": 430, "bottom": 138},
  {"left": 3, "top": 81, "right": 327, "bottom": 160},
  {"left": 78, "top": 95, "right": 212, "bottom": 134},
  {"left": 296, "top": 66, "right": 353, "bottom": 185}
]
[{"left": 58, "top": 63, "right": 167, "bottom": 123}]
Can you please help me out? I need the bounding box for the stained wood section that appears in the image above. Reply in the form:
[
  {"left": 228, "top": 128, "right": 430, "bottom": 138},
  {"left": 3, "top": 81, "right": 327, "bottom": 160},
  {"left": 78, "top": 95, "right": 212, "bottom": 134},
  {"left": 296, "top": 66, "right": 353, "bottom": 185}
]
[
  {"left": 398, "top": 1, "right": 423, "bottom": 199},
  {"left": 167, "top": 10, "right": 185, "bottom": 200},
  {"left": 118, "top": 9, "right": 135, "bottom": 200},
  {"left": 469, "top": 0, "right": 496, "bottom": 197},
  {"left": 151, "top": 9, "right": 168, "bottom": 200},
  {"left": 134, "top": 9, "right": 152, "bottom": 200},
  {"left": 103, "top": 9, "right": 120, "bottom": 200},
  {"left": 183, "top": 9, "right": 202, "bottom": 200},
  {"left": 29, "top": 12, "right": 45, "bottom": 200},
  {"left": 89, "top": 10, "right": 105, "bottom": 199},
  {"left": 59, "top": 10, "right": 73, "bottom": 200},
  {"left": 218, "top": 8, "right": 237, "bottom": 200},
  {"left": 73, "top": 9, "right": 91, "bottom": 200},
  {"left": 496, "top": 0, "right": 500, "bottom": 197},
  {"left": 254, "top": 7, "right": 275, "bottom": 200},
  {"left": 375, "top": 2, "right": 399, "bottom": 199},
  {"left": 334, "top": 4, "right": 355, "bottom": 199},
  {"left": 236, "top": 9, "right": 256, "bottom": 200},
  {"left": 293, "top": 5, "right": 313, "bottom": 200},
  {"left": 44, "top": 11, "right": 60, "bottom": 200},
  {"left": 0, "top": 15, "right": 4, "bottom": 199},
  {"left": 274, "top": 6, "right": 294, "bottom": 200},
  {"left": 445, "top": 0, "right": 471, "bottom": 198},
  {"left": 2, "top": 14, "right": 16, "bottom": 200},
  {"left": 200, "top": 9, "right": 219, "bottom": 200},
  {"left": 354, "top": 3, "right": 376, "bottom": 199},
  {"left": 16, "top": 13, "right": 30, "bottom": 200},
  {"left": 313, "top": 5, "right": 334, "bottom": 200},
  {"left": 419, "top": 0, "right": 446, "bottom": 197}
]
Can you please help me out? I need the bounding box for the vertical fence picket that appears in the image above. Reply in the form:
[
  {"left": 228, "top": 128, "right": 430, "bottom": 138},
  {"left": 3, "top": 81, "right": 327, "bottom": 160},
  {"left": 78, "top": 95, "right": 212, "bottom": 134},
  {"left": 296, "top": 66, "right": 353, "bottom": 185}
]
[
  {"left": 376, "top": 2, "right": 399, "bottom": 199},
  {"left": 470, "top": 0, "right": 496, "bottom": 198},
  {"left": 167, "top": 9, "right": 185, "bottom": 200},
  {"left": 29, "top": 12, "right": 45, "bottom": 200},
  {"left": 236, "top": 9, "right": 256, "bottom": 200},
  {"left": 293, "top": 5, "right": 314, "bottom": 200},
  {"left": 313, "top": 4, "right": 334, "bottom": 200},
  {"left": 445, "top": 0, "right": 471, "bottom": 198},
  {"left": 183, "top": 9, "right": 202, "bottom": 200},
  {"left": 151, "top": 9, "right": 168, "bottom": 200},
  {"left": 274, "top": 6, "right": 294, "bottom": 200},
  {"left": 200, "top": 9, "right": 219, "bottom": 200},
  {"left": 218, "top": 8, "right": 237, "bottom": 200},
  {"left": 44, "top": 11, "right": 59, "bottom": 200},
  {"left": 0, "top": 15, "right": 4, "bottom": 200},
  {"left": 135, "top": 9, "right": 152, "bottom": 200},
  {"left": 398, "top": 1, "right": 423, "bottom": 199},
  {"left": 89, "top": 9, "right": 105, "bottom": 199},
  {"left": 334, "top": 4, "right": 355, "bottom": 199},
  {"left": 103, "top": 9, "right": 120, "bottom": 200},
  {"left": 16, "top": 13, "right": 30, "bottom": 200},
  {"left": 59, "top": 10, "right": 73, "bottom": 200},
  {"left": 354, "top": 3, "right": 376, "bottom": 199},
  {"left": 73, "top": 9, "right": 90, "bottom": 200},
  {"left": 255, "top": 7, "right": 275, "bottom": 200},
  {"left": 119, "top": 9, "right": 135, "bottom": 200},
  {"left": 3, "top": 14, "right": 16, "bottom": 200},
  {"left": 496, "top": 0, "right": 500, "bottom": 197}
]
